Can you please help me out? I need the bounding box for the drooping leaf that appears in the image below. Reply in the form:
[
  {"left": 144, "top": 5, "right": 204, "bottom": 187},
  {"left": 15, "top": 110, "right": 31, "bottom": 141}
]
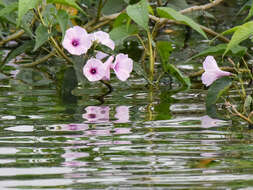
[
  {"left": 166, "top": 64, "right": 191, "bottom": 88},
  {"left": 56, "top": 9, "right": 69, "bottom": 38},
  {"left": 157, "top": 7, "right": 208, "bottom": 39},
  {"left": 3, "top": 41, "right": 34, "bottom": 65},
  {"left": 187, "top": 44, "right": 247, "bottom": 61},
  {"left": 0, "top": 2, "right": 17, "bottom": 17},
  {"left": 33, "top": 24, "right": 49, "bottom": 51},
  {"left": 109, "top": 24, "right": 139, "bottom": 45},
  {"left": 206, "top": 77, "right": 232, "bottom": 118},
  {"left": 126, "top": 0, "right": 149, "bottom": 31},
  {"left": 223, "top": 21, "right": 253, "bottom": 56},
  {"left": 244, "top": 0, "right": 253, "bottom": 21},
  {"left": 17, "top": 0, "right": 39, "bottom": 27},
  {"left": 47, "top": 0, "right": 86, "bottom": 16},
  {"left": 156, "top": 41, "right": 173, "bottom": 71}
]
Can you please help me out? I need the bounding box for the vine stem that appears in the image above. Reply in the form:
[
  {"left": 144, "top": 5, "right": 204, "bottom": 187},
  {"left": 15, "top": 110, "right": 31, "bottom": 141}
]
[{"left": 147, "top": 31, "right": 154, "bottom": 81}]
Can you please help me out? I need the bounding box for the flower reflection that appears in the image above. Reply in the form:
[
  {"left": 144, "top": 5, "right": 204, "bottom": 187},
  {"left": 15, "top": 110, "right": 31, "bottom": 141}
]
[
  {"left": 201, "top": 115, "right": 228, "bottom": 128},
  {"left": 82, "top": 106, "right": 110, "bottom": 123},
  {"left": 62, "top": 149, "right": 89, "bottom": 167},
  {"left": 114, "top": 106, "right": 130, "bottom": 123}
]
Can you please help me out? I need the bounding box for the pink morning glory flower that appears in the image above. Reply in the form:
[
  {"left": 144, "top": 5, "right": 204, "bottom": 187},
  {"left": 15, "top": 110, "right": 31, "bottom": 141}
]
[
  {"left": 91, "top": 31, "right": 115, "bottom": 50},
  {"left": 103, "top": 56, "right": 114, "bottom": 80},
  {"left": 83, "top": 58, "right": 106, "bottom": 82},
  {"left": 201, "top": 56, "right": 231, "bottom": 87},
  {"left": 62, "top": 26, "right": 92, "bottom": 55},
  {"left": 112, "top": 53, "right": 133, "bottom": 81}
]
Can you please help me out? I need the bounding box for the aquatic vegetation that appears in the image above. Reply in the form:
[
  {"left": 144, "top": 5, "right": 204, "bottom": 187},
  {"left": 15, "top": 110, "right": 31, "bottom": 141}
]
[{"left": 0, "top": 0, "right": 253, "bottom": 125}]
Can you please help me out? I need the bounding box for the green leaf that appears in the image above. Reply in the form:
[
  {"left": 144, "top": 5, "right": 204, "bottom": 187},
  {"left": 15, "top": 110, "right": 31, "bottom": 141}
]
[
  {"left": 244, "top": 95, "right": 252, "bottom": 113},
  {"left": 33, "top": 24, "right": 49, "bottom": 51},
  {"left": 18, "top": 0, "right": 39, "bottom": 27},
  {"left": 223, "top": 21, "right": 253, "bottom": 56},
  {"left": 3, "top": 41, "right": 34, "bottom": 65},
  {"left": 113, "top": 13, "right": 130, "bottom": 28},
  {"left": 56, "top": 9, "right": 69, "bottom": 38},
  {"left": 244, "top": 0, "right": 253, "bottom": 21},
  {"left": 206, "top": 77, "right": 232, "bottom": 119},
  {"left": 157, "top": 7, "right": 208, "bottom": 39},
  {"left": 166, "top": 64, "right": 191, "bottom": 88},
  {"left": 187, "top": 44, "right": 247, "bottom": 61},
  {"left": 109, "top": 24, "right": 139, "bottom": 45},
  {"left": 156, "top": 41, "right": 173, "bottom": 71},
  {"left": 102, "top": 0, "right": 127, "bottom": 15},
  {"left": 0, "top": 2, "right": 17, "bottom": 17},
  {"left": 126, "top": 0, "right": 149, "bottom": 31},
  {"left": 47, "top": 0, "right": 87, "bottom": 16}
]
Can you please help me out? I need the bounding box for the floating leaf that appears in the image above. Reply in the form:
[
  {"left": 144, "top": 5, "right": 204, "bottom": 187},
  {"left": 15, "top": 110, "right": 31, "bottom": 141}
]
[
  {"left": 33, "top": 24, "right": 49, "bottom": 51},
  {"left": 126, "top": 0, "right": 149, "bottom": 31},
  {"left": 206, "top": 77, "right": 232, "bottom": 118},
  {"left": 109, "top": 24, "right": 139, "bottom": 45},
  {"left": 56, "top": 9, "right": 69, "bottom": 38},
  {"left": 18, "top": 0, "right": 40, "bottom": 27},
  {"left": 157, "top": 7, "right": 207, "bottom": 39},
  {"left": 223, "top": 21, "right": 253, "bottom": 56}
]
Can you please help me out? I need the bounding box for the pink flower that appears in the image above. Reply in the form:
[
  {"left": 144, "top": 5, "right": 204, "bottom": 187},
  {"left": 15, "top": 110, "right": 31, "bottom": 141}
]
[
  {"left": 83, "top": 58, "right": 106, "bottom": 82},
  {"left": 112, "top": 53, "right": 133, "bottom": 81},
  {"left": 103, "top": 56, "right": 114, "bottom": 80},
  {"left": 91, "top": 31, "right": 115, "bottom": 50},
  {"left": 62, "top": 26, "right": 92, "bottom": 55},
  {"left": 201, "top": 56, "right": 231, "bottom": 87}
]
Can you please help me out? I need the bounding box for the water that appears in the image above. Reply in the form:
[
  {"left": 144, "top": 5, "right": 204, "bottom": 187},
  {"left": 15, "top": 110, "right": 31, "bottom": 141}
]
[{"left": 0, "top": 75, "right": 252, "bottom": 190}]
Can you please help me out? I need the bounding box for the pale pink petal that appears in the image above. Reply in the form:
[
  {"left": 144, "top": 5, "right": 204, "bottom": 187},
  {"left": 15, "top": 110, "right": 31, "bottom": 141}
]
[
  {"left": 201, "top": 72, "right": 218, "bottom": 87},
  {"left": 83, "top": 58, "right": 106, "bottom": 82},
  {"left": 103, "top": 56, "right": 114, "bottom": 80},
  {"left": 95, "top": 51, "right": 109, "bottom": 60},
  {"left": 92, "top": 31, "right": 115, "bottom": 50},
  {"left": 203, "top": 56, "right": 220, "bottom": 71},
  {"left": 113, "top": 54, "right": 133, "bottom": 81}
]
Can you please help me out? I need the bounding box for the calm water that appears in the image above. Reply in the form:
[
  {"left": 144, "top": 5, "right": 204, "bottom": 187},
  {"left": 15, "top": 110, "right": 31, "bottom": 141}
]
[{"left": 0, "top": 74, "right": 252, "bottom": 190}]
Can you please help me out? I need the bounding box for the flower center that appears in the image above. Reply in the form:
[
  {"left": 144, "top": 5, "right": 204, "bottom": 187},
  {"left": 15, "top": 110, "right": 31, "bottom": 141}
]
[
  {"left": 88, "top": 113, "right": 96, "bottom": 119},
  {"left": 90, "top": 68, "right": 97, "bottom": 75},
  {"left": 71, "top": 39, "right": 79, "bottom": 47}
]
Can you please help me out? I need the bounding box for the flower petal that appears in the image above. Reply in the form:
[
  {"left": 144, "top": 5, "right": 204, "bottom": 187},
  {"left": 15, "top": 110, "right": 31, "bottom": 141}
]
[
  {"left": 203, "top": 56, "right": 220, "bottom": 71},
  {"left": 113, "top": 53, "right": 133, "bottom": 81},
  {"left": 83, "top": 58, "right": 106, "bottom": 82},
  {"left": 201, "top": 71, "right": 219, "bottom": 87},
  {"left": 103, "top": 56, "right": 114, "bottom": 80}
]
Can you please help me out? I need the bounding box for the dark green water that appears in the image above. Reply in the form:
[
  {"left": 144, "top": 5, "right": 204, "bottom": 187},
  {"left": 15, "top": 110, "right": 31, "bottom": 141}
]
[{"left": 0, "top": 74, "right": 253, "bottom": 190}]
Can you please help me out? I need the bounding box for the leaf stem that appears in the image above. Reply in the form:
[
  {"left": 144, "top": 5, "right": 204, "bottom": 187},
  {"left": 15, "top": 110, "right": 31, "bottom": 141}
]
[{"left": 147, "top": 31, "right": 154, "bottom": 81}]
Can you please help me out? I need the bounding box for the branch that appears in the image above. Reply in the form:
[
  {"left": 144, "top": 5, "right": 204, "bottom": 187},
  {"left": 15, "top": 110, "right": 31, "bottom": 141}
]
[
  {"left": 0, "top": 30, "right": 25, "bottom": 47},
  {"left": 180, "top": 0, "right": 224, "bottom": 14},
  {"left": 20, "top": 50, "right": 56, "bottom": 67}
]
